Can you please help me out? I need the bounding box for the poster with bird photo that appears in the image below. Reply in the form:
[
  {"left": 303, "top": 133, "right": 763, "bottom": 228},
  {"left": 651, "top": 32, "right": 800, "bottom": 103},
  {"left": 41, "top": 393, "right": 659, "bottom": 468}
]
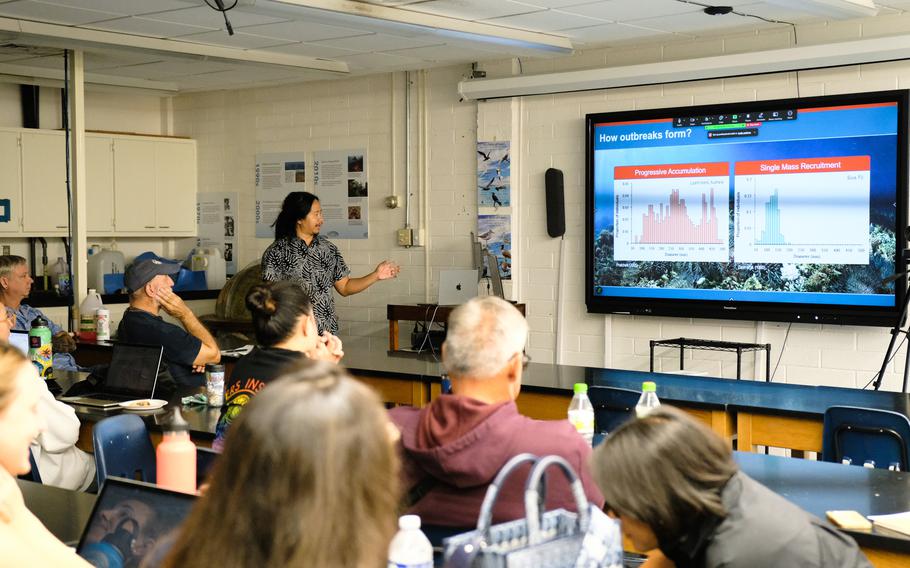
[
  {"left": 478, "top": 214, "right": 512, "bottom": 279},
  {"left": 477, "top": 141, "right": 510, "bottom": 208}
]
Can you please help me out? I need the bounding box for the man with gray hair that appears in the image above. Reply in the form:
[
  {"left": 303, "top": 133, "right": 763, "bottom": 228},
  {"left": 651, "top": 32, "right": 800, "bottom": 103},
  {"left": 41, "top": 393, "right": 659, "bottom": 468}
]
[{"left": 389, "top": 296, "right": 603, "bottom": 528}]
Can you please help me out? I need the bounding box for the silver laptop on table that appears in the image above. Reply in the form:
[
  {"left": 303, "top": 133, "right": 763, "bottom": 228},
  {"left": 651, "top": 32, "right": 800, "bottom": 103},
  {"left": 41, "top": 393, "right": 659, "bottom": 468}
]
[
  {"left": 59, "top": 343, "right": 163, "bottom": 408},
  {"left": 438, "top": 269, "right": 478, "bottom": 306}
]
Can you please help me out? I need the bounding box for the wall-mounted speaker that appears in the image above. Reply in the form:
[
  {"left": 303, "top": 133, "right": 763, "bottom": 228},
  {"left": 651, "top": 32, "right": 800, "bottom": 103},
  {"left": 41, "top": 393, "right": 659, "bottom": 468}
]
[{"left": 545, "top": 168, "right": 565, "bottom": 238}]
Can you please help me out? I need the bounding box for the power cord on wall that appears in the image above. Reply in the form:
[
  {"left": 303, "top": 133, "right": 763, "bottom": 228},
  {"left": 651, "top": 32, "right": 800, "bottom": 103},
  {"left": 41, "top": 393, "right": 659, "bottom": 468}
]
[
  {"left": 204, "top": 0, "right": 236, "bottom": 35},
  {"left": 769, "top": 322, "right": 792, "bottom": 382}
]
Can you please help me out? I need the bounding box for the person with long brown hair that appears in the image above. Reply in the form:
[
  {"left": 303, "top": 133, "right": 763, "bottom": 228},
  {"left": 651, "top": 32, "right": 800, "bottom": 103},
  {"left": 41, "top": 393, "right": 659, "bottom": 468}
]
[
  {"left": 164, "top": 360, "right": 400, "bottom": 568},
  {"left": 0, "top": 343, "right": 90, "bottom": 566},
  {"left": 591, "top": 406, "right": 871, "bottom": 568}
]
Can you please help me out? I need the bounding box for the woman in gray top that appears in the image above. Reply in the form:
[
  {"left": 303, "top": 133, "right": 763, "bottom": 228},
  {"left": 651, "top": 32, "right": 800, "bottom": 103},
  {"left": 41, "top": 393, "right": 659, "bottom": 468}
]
[{"left": 591, "top": 406, "right": 872, "bottom": 568}]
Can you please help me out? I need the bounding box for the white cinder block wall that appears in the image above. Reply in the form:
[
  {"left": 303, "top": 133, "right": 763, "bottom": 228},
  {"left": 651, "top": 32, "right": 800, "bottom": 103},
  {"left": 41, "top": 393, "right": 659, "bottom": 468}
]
[{"left": 174, "top": 11, "right": 910, "bottom": 392}]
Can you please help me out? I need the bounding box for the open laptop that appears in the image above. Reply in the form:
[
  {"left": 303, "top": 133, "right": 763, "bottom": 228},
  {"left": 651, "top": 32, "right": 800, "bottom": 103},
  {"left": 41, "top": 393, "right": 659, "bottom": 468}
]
[
  {"left": 59, "top": 343, "right": 163, "bottom": 408},
  {"left": 75, "top": 477, "right": 197, "bottom": 561},
  {"left": 438, "top": 269, "right": 478, "bottom": 306},
  {"left": 9, "top": 329, "right": 29, "bottom": 356}
]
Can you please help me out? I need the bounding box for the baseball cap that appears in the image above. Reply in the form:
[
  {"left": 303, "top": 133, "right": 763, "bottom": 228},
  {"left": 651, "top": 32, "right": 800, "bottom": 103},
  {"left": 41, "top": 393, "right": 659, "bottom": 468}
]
[{"left": 125, "top": 256, "right": 181, "bottom": 293}]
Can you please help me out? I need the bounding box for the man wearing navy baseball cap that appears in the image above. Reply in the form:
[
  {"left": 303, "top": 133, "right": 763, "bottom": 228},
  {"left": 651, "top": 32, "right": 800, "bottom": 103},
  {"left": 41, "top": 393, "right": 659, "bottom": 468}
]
[{"left": 117, "top": 255, "right": 220, "bottom": 387}]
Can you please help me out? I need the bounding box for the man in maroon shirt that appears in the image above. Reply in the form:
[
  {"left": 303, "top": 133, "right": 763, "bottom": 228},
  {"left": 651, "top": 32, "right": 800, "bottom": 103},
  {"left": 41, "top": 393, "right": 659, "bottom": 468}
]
[{"left": 389, "top": 296, "right": 604, "bottom": 528}]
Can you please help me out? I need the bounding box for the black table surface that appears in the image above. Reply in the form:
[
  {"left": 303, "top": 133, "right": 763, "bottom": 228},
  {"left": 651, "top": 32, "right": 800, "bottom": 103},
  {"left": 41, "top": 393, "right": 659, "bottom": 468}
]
[
  {"left": 18, "top": 478, "right": 96, "bottom": 545},
  {"left": 736, "top": 451, "right": 910, "bottom": 552}
]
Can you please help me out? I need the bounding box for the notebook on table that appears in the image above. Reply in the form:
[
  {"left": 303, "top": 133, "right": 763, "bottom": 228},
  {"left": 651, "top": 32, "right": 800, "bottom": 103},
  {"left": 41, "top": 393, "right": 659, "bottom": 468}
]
[
  {"left": 59, "top": 343, "right": 163, "bottom": 408},
  {"left": 75, "top": 476, "right": 197, "bottom": 562}
]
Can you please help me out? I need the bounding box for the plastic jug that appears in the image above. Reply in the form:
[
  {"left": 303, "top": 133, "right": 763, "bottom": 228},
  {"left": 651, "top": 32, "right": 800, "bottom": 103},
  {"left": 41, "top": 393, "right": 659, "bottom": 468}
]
[
  {"left": 49, "top": 257, "right": 70, "bottom": 296},
  {"left": 87, "top": 247, "right": 126, "bottom": 294},
  {"left": 192, "top": 247, "right": 227, "bottom": 290},
  {"left": 78, "top": 289, "right": 103, "bottom": 341}
]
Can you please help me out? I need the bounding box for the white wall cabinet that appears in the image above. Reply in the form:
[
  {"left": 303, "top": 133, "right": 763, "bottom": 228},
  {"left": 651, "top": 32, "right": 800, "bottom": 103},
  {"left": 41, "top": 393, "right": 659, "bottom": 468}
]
[{"left": 0, "top": 127, "right": 197, "bottom": 237}]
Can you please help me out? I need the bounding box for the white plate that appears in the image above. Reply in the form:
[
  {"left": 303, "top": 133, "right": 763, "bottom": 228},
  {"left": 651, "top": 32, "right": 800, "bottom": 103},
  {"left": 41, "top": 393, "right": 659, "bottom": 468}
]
[{"left": 119, "top": 399, "right": 168, "bottom": 411}]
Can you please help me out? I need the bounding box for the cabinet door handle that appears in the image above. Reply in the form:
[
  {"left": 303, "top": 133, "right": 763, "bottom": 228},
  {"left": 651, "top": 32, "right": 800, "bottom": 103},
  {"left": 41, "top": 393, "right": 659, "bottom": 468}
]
[
  {"left": 55, "top": 225, "right": 67, "bottom": 229},
  {"left": 144, "top": 225, "right": 155, "bottom": 229},
  {"left": 158, "top": 225, "right": 170, "bottom": 229}
]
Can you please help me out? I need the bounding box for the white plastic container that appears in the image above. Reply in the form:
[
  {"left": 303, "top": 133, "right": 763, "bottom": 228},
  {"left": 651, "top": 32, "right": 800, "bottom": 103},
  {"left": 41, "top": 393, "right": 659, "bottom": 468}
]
[
  {"left": 191, "top": 247, "right": 227, "bottom": 290},
  {"left": 635, "top": 381, "right": 661, "bottom": 418},
  {"left": 87, "top": 247, "right": 126, "bottom": 294},
  {"left": 568, "top": 383, "right": 595, "bottom": 446},
  {"left": 95, "top": 308, "right": 111, "bottom": 341},
  {"left": 387, "top": 515, "right": 433, "bottom": 568},
  {"left": 78, "top": 289, "right": 103, "bottom": 341}
]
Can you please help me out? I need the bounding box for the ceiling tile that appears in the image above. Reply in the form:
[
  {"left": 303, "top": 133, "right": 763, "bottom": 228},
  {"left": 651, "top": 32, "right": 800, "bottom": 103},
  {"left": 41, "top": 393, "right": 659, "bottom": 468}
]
[
  {"left": 0, "top": 0, "right": 115, "bottom": 25},
  {"left": 235, "top": 20, "right": 369, "bottom": 42},
  {"left": 313, "top": 32, "right": 442, "bottom": 51},
  {"left": 626, "top": 8, "right": 773, "bottom": 34},
  {"left": 561, "top": 21, "right": 676, "bottom": 46},
  {"left": 387, "top": 42, "right": 504, "bottom": 62},
  {"left": 84, "top": 50, "right": 167, "bottom": 71},
  {"left": 97, "top": 60, "right": 238, "bottom": 80},
  {"left": 88, "top": 16, "right": 218, "bottom": 38},
  {"left": 336, "top": 50, "right": 427, "bottom": 71},
  {"left": 484, "top": 8, "right": 601, "bottom": 31},
  {"left": 176, "top": 30, "right": 296, "bottom": 49},
  {"left": 39, "top": 0, "right": 196, "bottom": 17},
  {"left": 559, "top": 0, "right": 699, "bottom": 22},
  {"left": 142, "top": 6, "right": 289, "bottom": 29},
  {"left": 404, "top": 0, "right": 540, "bottom": 21}
]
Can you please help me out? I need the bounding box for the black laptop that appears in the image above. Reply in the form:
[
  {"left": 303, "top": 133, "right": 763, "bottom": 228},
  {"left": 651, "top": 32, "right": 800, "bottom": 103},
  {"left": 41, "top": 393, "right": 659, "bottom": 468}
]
[
  {"left": 60, "top": 343, "right": 164, "bottom": 408},
  {"left": 75, "top": 476, "right": 196, "bottom": 565}
]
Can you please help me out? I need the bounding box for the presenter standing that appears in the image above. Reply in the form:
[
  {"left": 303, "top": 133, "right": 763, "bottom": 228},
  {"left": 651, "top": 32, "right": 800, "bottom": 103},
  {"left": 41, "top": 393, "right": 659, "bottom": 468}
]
[{"left": 262, "top": 191, "right": 399, "bottom": 334}]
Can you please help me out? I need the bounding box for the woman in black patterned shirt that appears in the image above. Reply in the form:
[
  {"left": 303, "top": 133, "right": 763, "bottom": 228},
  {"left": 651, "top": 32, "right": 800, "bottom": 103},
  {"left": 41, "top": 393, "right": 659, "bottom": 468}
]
[{"left": 262, "top": 191, "right": 399, "bottom": 334}]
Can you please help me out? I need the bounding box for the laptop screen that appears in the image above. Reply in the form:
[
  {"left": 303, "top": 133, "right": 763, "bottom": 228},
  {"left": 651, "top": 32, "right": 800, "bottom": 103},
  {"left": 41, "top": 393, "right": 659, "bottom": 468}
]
[
  {"left": 104, "top": 343, "right": 163, "bottom": 398},
  {"left": 77, "top": 477, "right": 196, "bottom": 566},
  {"left": 9, "top": 330, "right": 28, "bottom": 356}
]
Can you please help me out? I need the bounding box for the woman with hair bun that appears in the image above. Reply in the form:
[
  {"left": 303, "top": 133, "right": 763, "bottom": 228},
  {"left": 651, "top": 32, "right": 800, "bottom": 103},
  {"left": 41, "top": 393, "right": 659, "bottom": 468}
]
[
  {"left": 261, "top": 191, "right": 399, "bottom": 335},
  {"left": 213, "top": 281, "right": 343, "bottom": 449}
]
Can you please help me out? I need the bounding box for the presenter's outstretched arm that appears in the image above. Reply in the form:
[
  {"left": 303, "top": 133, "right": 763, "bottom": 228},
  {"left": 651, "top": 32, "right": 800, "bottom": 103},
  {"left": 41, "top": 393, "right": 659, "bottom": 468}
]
[{"left": 334, "top": 260, "right": 400, "bottom": 297}]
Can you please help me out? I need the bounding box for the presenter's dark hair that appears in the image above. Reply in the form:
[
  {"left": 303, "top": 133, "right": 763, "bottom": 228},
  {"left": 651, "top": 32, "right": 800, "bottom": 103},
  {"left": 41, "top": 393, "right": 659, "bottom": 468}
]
[
  {"left": 590, "top": 406, "right": 737, "bottom": 546},
  {"left": 162, "top": 360, "right": 400, "bottom": 568},
  {"left": 273, "top": 191, "right": 319, "bottom": 239},
  {"left": 246, "top": 281, "right": 313, "bottom": 346}
]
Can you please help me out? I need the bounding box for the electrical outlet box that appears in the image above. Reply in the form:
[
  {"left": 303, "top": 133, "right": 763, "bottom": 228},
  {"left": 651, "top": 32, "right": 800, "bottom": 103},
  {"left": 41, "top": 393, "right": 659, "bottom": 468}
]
[{"left": 397, "top": 228, "right": 413, "bottom": 247}]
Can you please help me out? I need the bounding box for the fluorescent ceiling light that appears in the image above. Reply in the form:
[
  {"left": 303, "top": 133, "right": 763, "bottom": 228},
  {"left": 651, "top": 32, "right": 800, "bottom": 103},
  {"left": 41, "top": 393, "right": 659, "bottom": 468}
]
[
  {"left": 458, "top": 33, "right": 910, "bottom": 100},
  {"left": 271, "top": 0, "right": 573, "bottom": 53},
  {"left": 763, "top": 0, "right": 879, "bottom": 18}
]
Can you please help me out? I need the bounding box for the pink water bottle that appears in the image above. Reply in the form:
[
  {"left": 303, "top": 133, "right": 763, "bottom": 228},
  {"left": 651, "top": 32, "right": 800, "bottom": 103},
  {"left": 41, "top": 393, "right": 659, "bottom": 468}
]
[{"left": 156, "top": 409, "right": 196, "bottom": 493}]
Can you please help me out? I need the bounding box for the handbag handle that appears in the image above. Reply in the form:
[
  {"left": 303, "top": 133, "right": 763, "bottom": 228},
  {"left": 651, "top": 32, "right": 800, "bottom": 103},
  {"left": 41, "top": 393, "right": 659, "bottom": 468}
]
[
  {"left": 474, "top": 453, "right": 539, "bottom": 537},
  {"left": 523, "top": 455, "right": 590, "bottom": 545}
]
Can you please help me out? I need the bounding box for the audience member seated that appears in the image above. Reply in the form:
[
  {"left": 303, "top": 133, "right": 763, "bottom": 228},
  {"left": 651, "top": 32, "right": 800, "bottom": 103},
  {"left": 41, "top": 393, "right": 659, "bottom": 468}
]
[
  {"left": 389, "top": 296, "right": 603, "bottom": 527},
  {"left": 0, "top": 344, "right": 91, "bottom": 566},
  {"left": 213, "top": 281, "right": 343, "bottom": 450},
  {"left": 117, "top": 257, "right": 220, "bottom": 387},
  {"left": 0, "top": 299, "right": 94, "bottom": 491},
  {"left": 163, "top": 360, "right": 399, "bottom": 568},
  {"left": 0, "top": 255, "right": 79, "bottom": 371},
  {"left": 591, "top": 406, "right": 872, "bottom": 568}
]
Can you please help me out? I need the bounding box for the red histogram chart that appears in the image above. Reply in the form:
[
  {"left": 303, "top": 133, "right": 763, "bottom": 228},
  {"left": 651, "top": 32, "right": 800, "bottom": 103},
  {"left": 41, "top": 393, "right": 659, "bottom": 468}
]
[
  {"left": 733, "top": 156, "right": 870, "bottom": 265},
  {"left": 614, "top": 162, "right": 730, "bottom": 262}
]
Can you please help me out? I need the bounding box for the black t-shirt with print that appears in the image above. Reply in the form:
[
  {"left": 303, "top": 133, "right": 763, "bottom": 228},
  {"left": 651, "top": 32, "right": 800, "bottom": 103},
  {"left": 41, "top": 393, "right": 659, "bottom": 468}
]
[
  {"left": 214, "top": 347, "right": 307, "bottom": 448},
  {"left": 117, "top": 308, "right": 203, "bottom": 387}
]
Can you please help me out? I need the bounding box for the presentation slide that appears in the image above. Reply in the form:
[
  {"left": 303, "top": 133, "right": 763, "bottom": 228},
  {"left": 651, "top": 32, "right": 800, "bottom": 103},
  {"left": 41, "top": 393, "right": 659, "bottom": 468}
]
[{"left": 590, "top": 101, "right": 899, "bottom": 308}]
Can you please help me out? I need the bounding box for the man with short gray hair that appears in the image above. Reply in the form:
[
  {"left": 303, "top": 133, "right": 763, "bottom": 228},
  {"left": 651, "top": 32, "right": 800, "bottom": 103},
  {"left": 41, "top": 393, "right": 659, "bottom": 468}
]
[{"left": 389, "top": 296, "right": 603, "bottom": 528}]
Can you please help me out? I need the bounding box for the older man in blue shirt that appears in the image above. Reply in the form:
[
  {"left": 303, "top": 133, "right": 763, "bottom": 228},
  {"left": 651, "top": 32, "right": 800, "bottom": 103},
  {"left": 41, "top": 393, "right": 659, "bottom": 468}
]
[{"left": 0, "top": 255, "right": 79, "bottom": 371}]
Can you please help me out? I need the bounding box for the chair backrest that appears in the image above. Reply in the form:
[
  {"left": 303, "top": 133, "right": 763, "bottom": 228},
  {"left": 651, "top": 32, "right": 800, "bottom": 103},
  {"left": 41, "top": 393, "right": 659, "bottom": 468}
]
[
  {"left": 822, "top": 406, "right": 910, "bottom": 470},
  {"left": 17, "top": 449, "right": 42, "bottom": 483},
  {"left": 588, "top": 386, "right": 641, "bottom": 435},
  {"left": 92, "top": 414, "right": 156, "bottom": 489}
]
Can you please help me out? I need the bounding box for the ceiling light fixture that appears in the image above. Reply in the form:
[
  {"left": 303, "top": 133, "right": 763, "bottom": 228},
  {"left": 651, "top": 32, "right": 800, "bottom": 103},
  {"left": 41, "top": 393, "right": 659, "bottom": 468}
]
[{"left": 762, "top": 0, "right": 878, "bottom": 19}]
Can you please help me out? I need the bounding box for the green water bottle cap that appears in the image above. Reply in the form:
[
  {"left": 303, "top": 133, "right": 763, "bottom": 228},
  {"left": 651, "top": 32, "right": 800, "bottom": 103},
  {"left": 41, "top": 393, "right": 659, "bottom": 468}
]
[
  {"left": 573, "top": 383, "right": 588, "bottom": 394},
  {"left": 642, "top": 381, "right": 657, "bottom": 393}
]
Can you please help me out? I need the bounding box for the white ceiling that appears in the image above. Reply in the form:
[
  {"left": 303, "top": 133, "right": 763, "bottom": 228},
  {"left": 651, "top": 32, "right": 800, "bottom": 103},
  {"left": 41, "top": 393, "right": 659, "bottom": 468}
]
[{"left": 0, "top": 0, "right": 906, "bottom": 92}]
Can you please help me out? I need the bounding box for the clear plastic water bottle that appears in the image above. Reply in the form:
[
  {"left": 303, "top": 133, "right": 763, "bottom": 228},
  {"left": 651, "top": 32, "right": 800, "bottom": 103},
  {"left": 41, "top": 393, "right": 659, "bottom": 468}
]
[
  {"left": 387, "top": 515, "right": 433, "bottom": 568},
  {"left": 635, "top": 381, "right": 660, "bottom": 418},
  {"left": 568, "top": 383, "right": 595, "bottom": 446}
]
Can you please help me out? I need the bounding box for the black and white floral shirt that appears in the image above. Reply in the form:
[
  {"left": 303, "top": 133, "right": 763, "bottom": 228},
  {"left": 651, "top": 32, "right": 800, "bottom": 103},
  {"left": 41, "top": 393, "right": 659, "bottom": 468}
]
[{"left": 261, "top": 235, "right": 350, "bottom": 334}]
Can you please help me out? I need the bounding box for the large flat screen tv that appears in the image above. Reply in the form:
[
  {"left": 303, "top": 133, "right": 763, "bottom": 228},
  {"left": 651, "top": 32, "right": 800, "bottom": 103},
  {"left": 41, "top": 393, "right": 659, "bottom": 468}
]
[{"left": 586, "top": 90, "right": 908, "bottom": 326}]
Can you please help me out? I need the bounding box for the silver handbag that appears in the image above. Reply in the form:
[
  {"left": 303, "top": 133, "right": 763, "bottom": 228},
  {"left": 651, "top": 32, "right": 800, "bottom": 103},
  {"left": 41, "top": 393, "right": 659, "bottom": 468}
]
[{"left": 443, "top": 453, "right": 623, "bottom": 568}]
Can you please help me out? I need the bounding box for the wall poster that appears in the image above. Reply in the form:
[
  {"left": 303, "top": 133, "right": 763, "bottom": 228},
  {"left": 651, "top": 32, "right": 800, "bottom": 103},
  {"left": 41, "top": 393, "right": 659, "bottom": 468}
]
[
  {"left": 197, "top": 191, "right": 238, "bottom": 276},
  {"left": 255, "top": 152, "right": 306, "bottom": 238},
  {"left": 313, "top": 148, "right": 368, "bottom": 239}
]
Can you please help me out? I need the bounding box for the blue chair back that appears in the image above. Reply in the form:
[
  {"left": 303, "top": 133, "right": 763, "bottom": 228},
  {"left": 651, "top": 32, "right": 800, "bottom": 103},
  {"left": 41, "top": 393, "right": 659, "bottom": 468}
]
[
  {"left": 17, "top": 449, "right": 42, "bottom": 483},
  {"left": 822, "top": 406, "right": 910, "bottom": 470},
  {"left": 588, "top": 386, "right": 641, "bottom": 435},
  {"left": 92, "top": 414, "right": 156, "bottom": 488}
]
